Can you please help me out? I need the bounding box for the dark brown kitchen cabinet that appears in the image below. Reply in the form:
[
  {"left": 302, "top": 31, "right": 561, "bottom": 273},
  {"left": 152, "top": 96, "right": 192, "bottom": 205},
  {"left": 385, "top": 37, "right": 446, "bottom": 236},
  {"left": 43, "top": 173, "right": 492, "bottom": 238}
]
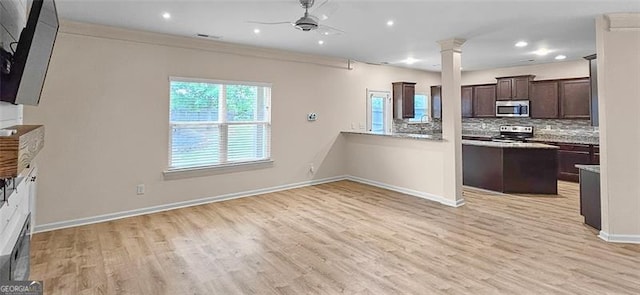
[
  {"left": 431, "top": 85, "right": 442, "bottom": 120},
  {"left": 473, "top": 84, "right": 497, "bottom": 118},
  {"left": 393, "top": 82, "right": 416, "bottom": 119},
  {"left": 558, "top": 146, "right": 592, "bottom": 182},
  {"left": 496, "top": 75, "right": 535, "bottom": 100},
  {"left": 579, "top": 167, "right": 601, "bottom": 230},
  {"left": 592, "top": 145, "right": 600, "bottom": 164},
  {"left": 528, "top": 141, "right": 600, "bottom": 182},
  {"left": 530, "top": 80, "right": 559, "bottom": 118},
  {"left": 430, "top": 85, "right": 473, "bottom": 118},
  {"left": 461, "top": 86, "right": 474, "bottom": 118},
  {"left": 559, "top": 79, "right": 590, "bottom": 119}
]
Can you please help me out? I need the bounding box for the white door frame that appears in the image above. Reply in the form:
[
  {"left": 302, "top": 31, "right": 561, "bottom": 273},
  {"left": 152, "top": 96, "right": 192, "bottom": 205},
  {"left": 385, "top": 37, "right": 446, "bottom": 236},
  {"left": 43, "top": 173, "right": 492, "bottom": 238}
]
[{"left": 366, "top": 89, "right": 392, "bottom": 133}]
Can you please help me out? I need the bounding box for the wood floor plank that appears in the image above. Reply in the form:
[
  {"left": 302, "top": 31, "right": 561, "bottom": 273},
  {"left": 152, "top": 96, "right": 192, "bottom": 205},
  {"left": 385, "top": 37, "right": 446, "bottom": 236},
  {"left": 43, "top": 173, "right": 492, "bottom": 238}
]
[{"left": 31, "top": 180, "right": 640, "bottom": 294}]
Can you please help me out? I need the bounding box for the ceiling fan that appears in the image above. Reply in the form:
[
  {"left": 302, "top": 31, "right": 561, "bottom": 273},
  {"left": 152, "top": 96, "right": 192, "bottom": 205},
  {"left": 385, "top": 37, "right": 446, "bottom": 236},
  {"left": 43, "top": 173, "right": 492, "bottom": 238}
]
[{"left": 248, "top": 0, "right": 344, "bottom": 35}]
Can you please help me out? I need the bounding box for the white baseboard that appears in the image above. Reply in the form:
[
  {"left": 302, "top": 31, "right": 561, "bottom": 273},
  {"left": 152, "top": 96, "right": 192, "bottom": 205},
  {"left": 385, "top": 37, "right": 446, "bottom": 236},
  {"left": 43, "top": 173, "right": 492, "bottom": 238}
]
[
  {"left": 346, "top": 176, "right": 464, "bottom": 207},
  {"left": 34, "top": 174, "right": 463, "bottom": 233},
  {"left": 598, "top": 231, "right": 640, "bottom": 244},
  {"left": 34, "top": 175, "right": 348, "bottom": 233}
]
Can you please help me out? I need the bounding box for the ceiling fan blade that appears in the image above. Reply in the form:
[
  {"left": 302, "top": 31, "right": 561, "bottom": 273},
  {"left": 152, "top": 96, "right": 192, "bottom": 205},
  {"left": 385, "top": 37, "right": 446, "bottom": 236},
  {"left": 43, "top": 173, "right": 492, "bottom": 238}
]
[
  {"left": 317, "top": 24, "right": 345, "bottom": 35},
  {"left": 312, "top": 0, "right": 339, "bottom": 20},
  {"left": 247, "top": 21, "right": 293, "bottom": 25},
  {"left": 313, "top": 0, "right": 329, "bottom": 11}
]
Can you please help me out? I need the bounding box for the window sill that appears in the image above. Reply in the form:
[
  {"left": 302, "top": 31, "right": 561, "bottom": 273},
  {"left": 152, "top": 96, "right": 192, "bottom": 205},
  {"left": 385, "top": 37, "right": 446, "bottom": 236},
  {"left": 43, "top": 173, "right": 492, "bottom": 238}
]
[{"left": 163, "top": 159, "right": 274, "bottom": 181}]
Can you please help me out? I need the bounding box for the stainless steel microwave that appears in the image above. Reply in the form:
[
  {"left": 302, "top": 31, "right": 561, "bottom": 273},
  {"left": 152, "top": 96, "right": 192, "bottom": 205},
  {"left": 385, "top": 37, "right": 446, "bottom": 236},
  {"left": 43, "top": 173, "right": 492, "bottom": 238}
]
[{"left": 496, "top": 100, "right": 530, "bottom": 117}]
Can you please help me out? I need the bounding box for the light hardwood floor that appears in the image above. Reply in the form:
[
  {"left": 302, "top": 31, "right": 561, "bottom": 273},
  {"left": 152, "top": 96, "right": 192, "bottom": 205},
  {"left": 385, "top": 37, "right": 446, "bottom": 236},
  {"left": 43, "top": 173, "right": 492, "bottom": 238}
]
[{"left": 31, "top": 181, "right": 640, "bottom": 294}]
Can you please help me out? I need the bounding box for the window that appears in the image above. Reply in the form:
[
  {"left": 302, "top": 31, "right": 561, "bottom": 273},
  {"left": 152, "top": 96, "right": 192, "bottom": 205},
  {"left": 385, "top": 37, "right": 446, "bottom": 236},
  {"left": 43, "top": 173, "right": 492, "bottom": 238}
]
[
  {"left": 169, "top": 77, "right": 271, "bottom": 170},
  {"left": 408, "top": 93, "right": 429, "bottom": 122},
  {"left": 366, "top": 90, "right": 392, "bottom": 133}
]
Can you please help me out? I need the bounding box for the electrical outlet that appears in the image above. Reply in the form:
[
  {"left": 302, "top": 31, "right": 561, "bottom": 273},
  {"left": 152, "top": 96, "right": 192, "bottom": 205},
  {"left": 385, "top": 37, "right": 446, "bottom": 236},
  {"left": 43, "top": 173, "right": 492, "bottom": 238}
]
[
  {"left": 351, "top": 122, "right": 356, "bottom": 130},
  {"left": 307, "top": 113, "right": 318, "bottom": 121},
  {"left": 359, "top": 123, "right": 365, "bottom": 130},
  {"left": 136, "top": 184, "right": 145, "bottom": 195},
  {"left": 309, "top": 163, "right": 315, "bottom": 174}
]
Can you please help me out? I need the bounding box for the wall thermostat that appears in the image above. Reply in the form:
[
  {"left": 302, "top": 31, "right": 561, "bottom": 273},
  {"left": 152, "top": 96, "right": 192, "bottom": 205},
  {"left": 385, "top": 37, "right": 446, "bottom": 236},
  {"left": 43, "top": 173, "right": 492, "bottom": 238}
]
[{"left": 307, "top": 113, "right": 318, "bottom": 121}]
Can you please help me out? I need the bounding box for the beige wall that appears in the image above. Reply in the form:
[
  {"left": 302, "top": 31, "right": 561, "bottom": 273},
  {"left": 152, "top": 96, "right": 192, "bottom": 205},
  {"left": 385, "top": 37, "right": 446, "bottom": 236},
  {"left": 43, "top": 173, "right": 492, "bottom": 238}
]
[
  {"left": 596, "top": 14, "right": 640, "bottom": 240},
  {"left": 461, "top": 60, "right": 589, "bottom": 85},
  {"left": 344, "top": 134, "right": 454, "bottom": 205},
  {"left": 24, "top": 21, "right": 440, "bottom": 226}
]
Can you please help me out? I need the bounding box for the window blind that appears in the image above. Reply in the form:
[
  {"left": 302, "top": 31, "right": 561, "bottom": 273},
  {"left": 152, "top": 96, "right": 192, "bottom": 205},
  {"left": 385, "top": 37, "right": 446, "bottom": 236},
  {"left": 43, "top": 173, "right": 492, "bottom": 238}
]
[{"left": 169, "top": 78, "right": 271, "bottom": 169}]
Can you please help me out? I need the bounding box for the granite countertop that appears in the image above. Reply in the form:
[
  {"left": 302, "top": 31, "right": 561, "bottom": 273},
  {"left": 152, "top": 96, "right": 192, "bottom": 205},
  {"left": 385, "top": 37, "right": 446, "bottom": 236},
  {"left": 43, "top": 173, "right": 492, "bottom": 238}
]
[
  {"left": 462, "top": 139, "right": 559, "bottom": 149},
  {"left": 576, "top": 165, "right": 600, "bottom": 173},
  {"left": 342, "top": 131, "right": 443, "bottom": 141},
  {"left": 462, "top": 133, "right": 495, "bottom": 139},
  {"left": 527, "top": 135, "right": 599, "bottom": 145}
]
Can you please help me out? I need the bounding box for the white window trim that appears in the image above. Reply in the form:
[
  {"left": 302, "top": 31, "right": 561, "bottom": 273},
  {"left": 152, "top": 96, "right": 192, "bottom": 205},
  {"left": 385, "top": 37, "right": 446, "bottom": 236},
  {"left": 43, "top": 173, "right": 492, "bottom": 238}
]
[
  {"left": 163, "top": 159, "right": 274, "bottom": 181},
  {"left": 407, "top": 92, "right": 430, "bottom": 123},
  {"left": 167, "top": 77, "right": 272, "bottom": 176}
]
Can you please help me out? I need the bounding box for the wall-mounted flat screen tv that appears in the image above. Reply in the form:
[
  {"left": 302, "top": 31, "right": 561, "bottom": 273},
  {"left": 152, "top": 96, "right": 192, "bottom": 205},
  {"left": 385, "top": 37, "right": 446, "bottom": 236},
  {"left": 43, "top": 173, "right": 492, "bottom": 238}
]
[{"left": 0, "top": 0, "right": 58, "bottom": 106}]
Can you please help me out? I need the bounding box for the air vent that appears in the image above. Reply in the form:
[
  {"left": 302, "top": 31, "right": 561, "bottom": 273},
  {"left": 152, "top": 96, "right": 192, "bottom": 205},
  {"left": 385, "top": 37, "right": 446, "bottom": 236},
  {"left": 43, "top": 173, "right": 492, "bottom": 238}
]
[{"left": 196, "top": 33, "right": 222, "bottom": 40}]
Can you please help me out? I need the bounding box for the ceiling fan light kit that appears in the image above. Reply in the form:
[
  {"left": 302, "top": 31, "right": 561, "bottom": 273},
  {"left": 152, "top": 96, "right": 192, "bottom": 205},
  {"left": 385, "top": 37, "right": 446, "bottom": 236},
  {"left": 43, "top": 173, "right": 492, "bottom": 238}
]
[{"left": 294, "top": 14, "right": 318, "bottom": 31}]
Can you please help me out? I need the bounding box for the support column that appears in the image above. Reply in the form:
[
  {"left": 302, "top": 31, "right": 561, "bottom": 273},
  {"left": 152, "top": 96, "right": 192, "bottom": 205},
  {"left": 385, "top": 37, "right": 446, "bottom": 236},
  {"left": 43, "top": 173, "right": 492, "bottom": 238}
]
[
  {"left": 595, "top": 13, "right": 640, "bottom": 243},
  {"left": 438, "top": 38, "right": 466, "bottom": 207}
]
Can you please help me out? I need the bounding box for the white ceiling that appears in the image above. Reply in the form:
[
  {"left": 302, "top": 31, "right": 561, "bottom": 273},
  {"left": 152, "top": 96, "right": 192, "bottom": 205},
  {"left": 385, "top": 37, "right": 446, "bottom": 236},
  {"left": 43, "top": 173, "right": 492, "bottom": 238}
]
[{"left": 55, "top": 0, "right": 640, "bottom": 71}]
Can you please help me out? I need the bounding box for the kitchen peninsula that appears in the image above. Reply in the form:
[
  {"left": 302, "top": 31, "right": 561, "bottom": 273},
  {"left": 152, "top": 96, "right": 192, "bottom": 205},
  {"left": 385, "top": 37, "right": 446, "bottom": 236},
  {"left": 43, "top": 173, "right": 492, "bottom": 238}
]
[
  {"left": 341, "top": 131, "right": 464, "bottom": 207},
  {"left": 463, "top": 140, "right": 559, "bottom": 194}
]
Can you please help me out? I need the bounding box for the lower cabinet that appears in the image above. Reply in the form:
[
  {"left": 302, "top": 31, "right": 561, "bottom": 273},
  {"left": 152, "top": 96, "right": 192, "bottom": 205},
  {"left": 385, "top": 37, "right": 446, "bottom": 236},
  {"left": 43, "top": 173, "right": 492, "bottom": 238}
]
[
  {"left": 558, "top": 147, "right": 591, "bottom": 182},
  {"left": 579, "top": 168, "right": 601, "bottom": 230},
  {"left": 533, "top": 142, "right": 598, "bottom": 182}
]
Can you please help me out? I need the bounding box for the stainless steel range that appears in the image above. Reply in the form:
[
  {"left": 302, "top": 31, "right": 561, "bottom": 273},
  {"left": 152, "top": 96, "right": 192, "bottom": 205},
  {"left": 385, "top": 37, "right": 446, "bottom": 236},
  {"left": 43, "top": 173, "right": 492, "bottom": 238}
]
[{"left": 491, "top": 125, "right": 534, "bottom": 143}]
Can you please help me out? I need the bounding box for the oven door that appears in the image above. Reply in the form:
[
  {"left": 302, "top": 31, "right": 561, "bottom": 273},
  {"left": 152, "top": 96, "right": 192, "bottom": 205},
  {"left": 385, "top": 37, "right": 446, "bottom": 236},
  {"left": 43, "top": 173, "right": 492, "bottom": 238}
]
[
  {"left": 0, "top": 251, "right": 9, "bottom": 281},
  {"left": 9, "top": 214, "right": 30, "bottom": 281}
]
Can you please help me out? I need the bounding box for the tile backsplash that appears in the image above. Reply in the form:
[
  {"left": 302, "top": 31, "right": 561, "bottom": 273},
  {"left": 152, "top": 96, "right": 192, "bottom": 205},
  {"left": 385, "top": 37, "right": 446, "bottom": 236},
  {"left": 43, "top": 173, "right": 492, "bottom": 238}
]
[{"left": 395, "top": 117, "right": 598, "bottom": 139}]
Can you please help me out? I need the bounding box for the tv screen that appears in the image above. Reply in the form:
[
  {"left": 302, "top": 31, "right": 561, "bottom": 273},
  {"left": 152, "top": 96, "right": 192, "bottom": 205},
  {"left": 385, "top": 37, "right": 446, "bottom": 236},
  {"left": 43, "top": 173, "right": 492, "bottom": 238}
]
[{"left": 0, "top": 0, "right": 58, "bottom": 106}]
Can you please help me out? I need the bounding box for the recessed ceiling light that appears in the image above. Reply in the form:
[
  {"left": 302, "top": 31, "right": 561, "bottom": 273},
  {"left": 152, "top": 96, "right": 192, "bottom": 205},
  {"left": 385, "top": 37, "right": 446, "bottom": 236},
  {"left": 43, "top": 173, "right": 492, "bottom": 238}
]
[
  {"left": 555, "top": 55, "right": 567, "bottom": 60},
  {"left": 534, "top": 48, "right": 551, "bottom": 56},
  {"left": 386, "top": 20, "right": 394, "bottom": 27},
  {"left": 162, "top": 12, "right": 171, "bottom": 20},
  {"left": 253, "top": 28, "right": 261, "bottom": 34},
  {"left": 318, "top": 40, "right": 325, "bottom": 45},
  {"left": 323, "top": 32, "right": 329, "bottom": 36},
  {"left": 404, "top": 57, "right": 418, "bottom": 65},
  {"left": 515, "top": 41, "right": 528, "bottom": 47},
  {"left": 320, "top": 14, "right": 329, "bottom": 20}
]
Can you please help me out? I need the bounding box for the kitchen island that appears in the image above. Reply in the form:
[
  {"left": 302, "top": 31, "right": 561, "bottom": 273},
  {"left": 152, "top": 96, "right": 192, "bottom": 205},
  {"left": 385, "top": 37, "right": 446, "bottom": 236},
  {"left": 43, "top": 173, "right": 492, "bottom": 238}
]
[{"left": 463, "top": 140, "right": 559, "bottom": 194}]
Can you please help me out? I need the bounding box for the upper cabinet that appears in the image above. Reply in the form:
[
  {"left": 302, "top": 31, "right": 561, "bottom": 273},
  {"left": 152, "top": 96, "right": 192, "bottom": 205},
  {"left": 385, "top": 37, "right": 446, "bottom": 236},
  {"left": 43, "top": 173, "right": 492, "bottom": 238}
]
[
  {"left": 496, "top": 75, "right": 535, "bottom": 100},
  {"left": 430, "top": 85, "right": 476, "bottom": 119},
  {"left": 530, "top": 81, "right": 559, "bottom": 119},
  {"left": 393, "top": 82, "right": 416, "bottom": 119},
  {"left": 431, "top": 85, "right": 442, "bottom": 120},
  {"left": 461, "top": 86, "right": 474, "bottom": 118},
  {"left": 473, "top": 85, "right": 497, "bottom": 118},
  {"left": 559, "top": 78, "right": 590, "bottom": 119}
]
